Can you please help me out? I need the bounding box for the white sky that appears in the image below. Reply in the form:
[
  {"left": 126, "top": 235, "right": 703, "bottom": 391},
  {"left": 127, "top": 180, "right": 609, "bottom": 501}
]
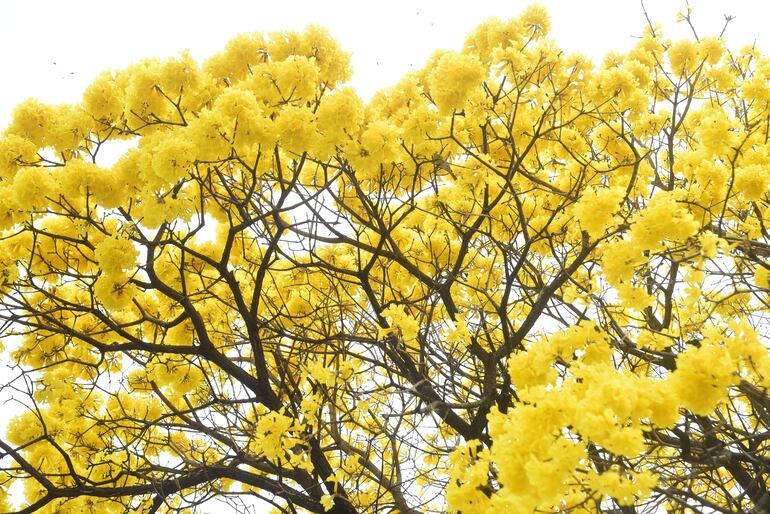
[{"left": 0, "top": 0, "right": 769, "bottom": 130}]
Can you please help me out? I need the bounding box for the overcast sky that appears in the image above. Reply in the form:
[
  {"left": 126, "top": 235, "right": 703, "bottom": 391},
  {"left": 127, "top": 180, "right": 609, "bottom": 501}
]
[{"left": 1, "top": 0, "right": 769, "bottom": 130}]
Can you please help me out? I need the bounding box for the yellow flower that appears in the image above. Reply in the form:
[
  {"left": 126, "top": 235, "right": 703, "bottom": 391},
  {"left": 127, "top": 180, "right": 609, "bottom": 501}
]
[
  {"left": 734, "top": 164, "right": 769, "bottom": 201},
  {"left": 573, "top": 186, "right": 625, "bottom": 238},
  {"left": 427, "top": 51, "right": 485, "bottom": 114},
  {"left": 321, "top": 495, "right": 335, "bottom": 512},
  {"left": 94, "top": 236, "right": 138, "bottom": 273}
]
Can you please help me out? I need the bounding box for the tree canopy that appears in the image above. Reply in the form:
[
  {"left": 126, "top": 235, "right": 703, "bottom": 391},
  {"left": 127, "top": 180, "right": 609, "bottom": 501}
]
[{"left": 1, "top": 5, "right": 770, "bottom": 513}]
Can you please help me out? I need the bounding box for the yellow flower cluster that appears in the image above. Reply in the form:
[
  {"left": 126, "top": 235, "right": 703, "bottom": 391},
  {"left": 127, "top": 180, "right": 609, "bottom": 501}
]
[{"left": 1, "top": 4, "right": 769, "bottom": 514}]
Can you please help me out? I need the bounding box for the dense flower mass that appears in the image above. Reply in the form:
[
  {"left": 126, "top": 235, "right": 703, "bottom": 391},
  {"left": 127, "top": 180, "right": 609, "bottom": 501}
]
[{"left": 1, "top": 5, "right": 770, "bottom": 514}]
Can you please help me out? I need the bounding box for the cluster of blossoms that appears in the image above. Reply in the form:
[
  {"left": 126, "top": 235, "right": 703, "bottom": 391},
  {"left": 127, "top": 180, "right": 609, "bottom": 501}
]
[{"left": 1, "top": 4, "right": 770, "bottom": 514}]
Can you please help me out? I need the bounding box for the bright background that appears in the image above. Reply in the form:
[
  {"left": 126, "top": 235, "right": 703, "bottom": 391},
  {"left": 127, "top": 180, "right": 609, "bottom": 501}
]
[{"left": 1, "top": 0, "right": 769, "bottom": 130}]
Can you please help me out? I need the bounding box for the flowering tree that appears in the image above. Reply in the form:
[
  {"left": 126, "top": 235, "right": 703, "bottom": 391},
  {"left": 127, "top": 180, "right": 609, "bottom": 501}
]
[{"left": 1, "top": 5, "right": 770, "bottom": 513}]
